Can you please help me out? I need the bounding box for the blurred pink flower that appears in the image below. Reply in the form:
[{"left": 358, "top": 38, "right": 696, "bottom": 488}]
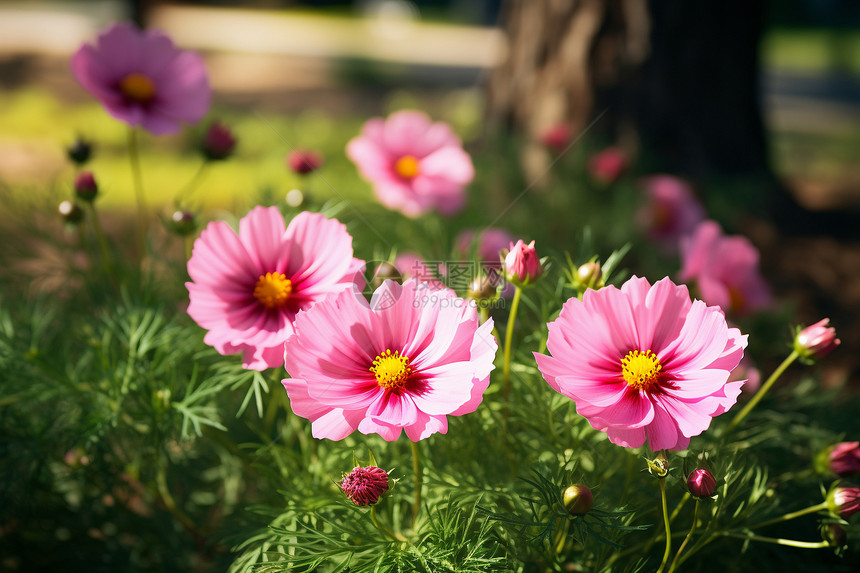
[
  {"left": 201, "top": 121, "right": 237, "bottom": 160},
  {"left": 829, "top": 442, "right": 860, "bottom": 477},
  {"left": 679, "top": 220, "right": 772, "bottom": 316},
  {"left": 588, "top": 147, "right": 628, "bottom": 184},
  {"left": 535, "top": 276, "right": 748, "bottom": 451},
  {"left": 394, "top": 252, "right": 446, "bottom": 288},
  {"left": 539, "top": 123, "right": 573, "bottom": 152},
  {"left": 282, "top": 279, "right": 496, "bottom": 441},
  {"left": 456, "top": 228, "right": 515, "bottom": 263},
  {"left": 637, "top": 175, "right": 705, "bottom": 251},
  {"left": 186, "top": 206, "right": 364, "bottom": 370},
  {"left": 346, "top": 110, "right": 474, "bottom": 217},
  {"left": 287, "top": 149, "right": 323, "bottom": 175},
  {"left": 71, "top": 22, "right": 210, "bottom": 135}
]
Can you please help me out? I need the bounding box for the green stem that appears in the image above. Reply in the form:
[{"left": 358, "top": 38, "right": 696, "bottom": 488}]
[
  {"left": 370, "top": 506, "right": 403, "bottom": 541},
  {"left": 156, "top": 464, "right": 197, "bottom": 534},
  {"left": 127, "top": 127, "right": 147, "bottom": 256},
  {"left": 410, "top": 441, "right": 422, "bottom": 528},
  {"left": 746, "top": 502, "right": 828, "bottom": 531},
  {"left": 87, "top": 202, "right": 116, "bottom": 281},
  {"left": 725, "top": 350, "right": 800, "bottom": 435},
  {"left": 720, "top": 532, "right": 831, "bottom": 549},
  {"left": 502, "top": 286, "right": 522, "bottom": 400},
  {"left": 669, "top": 492, "right": 690, "bottom": 524},
  {"left": 656, "top": 478, "right": 672, "bottom": 573},
  {"left": 668, "top": 500, "right": 699, "bottom": 573},
  {"left": 174, "top": 160, "right": 209, "bottom": 207},
  {"left": 479, "top": 306, "right": 489, "bottom": 325}
]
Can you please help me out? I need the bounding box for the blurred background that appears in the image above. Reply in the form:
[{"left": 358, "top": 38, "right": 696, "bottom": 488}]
[{"left": 0, "top": 0, "right": 859, "bottom": 383}]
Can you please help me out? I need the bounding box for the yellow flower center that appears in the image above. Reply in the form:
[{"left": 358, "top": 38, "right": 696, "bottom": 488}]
[
  {"left": 621, "top": 349, "right": 662, "bottom": 391},
  {"left": 253, "top": 272, "right": 293, "bottom": 309},
  {"left": 119, "top": 72, "right": 156, "bottom": 102},
  {"left": 370, "top": 349, "right": 413, "bottom": 391},
  {"left": 394, "top": 155, "right": 420, "bottom": 179}
]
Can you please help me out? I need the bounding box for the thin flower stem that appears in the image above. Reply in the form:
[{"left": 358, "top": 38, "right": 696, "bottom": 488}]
[
  {"left": 174, "top": 160, "right": 209, "bottom": 207},
  {"left": 370, "top": 506, "right": 403, "bottom": 541},
  {"left": 87, "top": 203, "right": 116, "bottom": 281},
  {"left": 669, "top": 492, "right": 690, "bottom": 524},
  {"left": 746, "top": 502, "right": 828, "bottom": 531},
  {"left": 127, "top": 127, "right": 147, "bottom": 256},
  {"left": 156, "top": 464, "right": 197, "bottom": 535},
  {"left": 668, "top": 499, "right": 699, "bottom": 573},
  {"left": 479, "top": 306, "right": 490, "bottom": 325},
  {"left": 725, "top": 350, "right": 800, "bottom": 435},
  {"left": 410, "top": 440, "right": 422, "bottom": 528},
  {"left": 502, "top": 285, "right": 522, "bottom": 399},
  {"left": 655, "top": 478, "right": 672, "bottom": 573},
  {"left": 720, "top": 532, "right": 831, "bottom": 549}
]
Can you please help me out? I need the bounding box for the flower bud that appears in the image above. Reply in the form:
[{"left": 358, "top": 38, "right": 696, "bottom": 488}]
[
  {"left": 288, "top": 149, "right": 323, "bottom": 175},
  {"left": 821, "top": 523, "right": 846, "bottom": 548},
  {"left": 539, "top": 123, "right": 572, "bottom": 153},
  {"left": 588, "top": 147, "right": 628, "bottom": 184},
  {"left": 372, "top": 262, "right": 402, "bottom": 289},
  {"left": 562, "top": 484, "right": 593, "bottom": 515},
  {"left": 794, "top": 318, "right": 840, "bottom": 361},
  {"left": 647, "top": 453, "right": 669, "bottom": 478},
  {"left": 575, "top": 261, "right": 603, "bottom": 291},
  {"left": 467, "top": 274, "right": 499, "bottom": 304},
  {"left": 201, "top": 121, "right": 237, "bottom": 160},
  {"left": 74, "top": 171, "right": 98, "bottom": 202},
  {"left": 59, "top": 200, "right": 84, "bottom": 225},
  {"left": 67, "top": 137, "right": 93, "bottom": 165},
  {"left": 168, "top": 209, "right": 198, "bottom": 237},
  {"left": 827, "top": 442, "right": 860, "bottom": 477},
  {"left": 340, "top": 466, "right": 389, "bottom": 506},
  {"left": 503, "top": 240, "right": 542, "bottom": 287},
  {"left": 686, "top": 469, "right": 717, "bottom": 498},
  {"left": 826, "top": 485, "right": 860, "bottom": 518}
]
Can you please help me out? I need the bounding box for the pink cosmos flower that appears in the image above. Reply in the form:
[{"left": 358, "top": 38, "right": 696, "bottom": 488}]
[
  {"left": 534, "top": 276, "right": 748, "bottom": 451},
  {"left": 637, "top": 175, "right": 705, "bottom": 251},
  {"left": 346, "top": 110, "right": 474, "bottom": 217},
  {"left": 588, "top": 147, "right": 628, "bottom": 184},
  {"left": 829, "top": 442, "right": 860, "bottom": 477},
  {"left": 282, "top": 279, "right": 497, "bottom": 441},
  {"left": 679, "top": 220, "right": 772, "bottom": 317},
  {"left": 186, "top": 206, "right": 364, "bottom": 370},
  {"left": 71, "top": 22, "right": 210, "bottom": 135}
]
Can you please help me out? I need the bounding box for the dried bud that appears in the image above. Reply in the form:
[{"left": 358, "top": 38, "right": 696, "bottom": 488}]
[
  {"left": 647, "top": 453, "right": 669, "bottom": 479},
  {"left": 67, "top": 137, "right": 93, "bottom": 165},
  {"left": 168, "top": 210, "right": 198, "bottom": 236},
  {"left": 503, "top": 240, "right": 542, "bottom": 287},
  {"left": 201, "top": 121, "right": 237, "bottom": 160},
  {"left": 340, "top": 466, "right": 389, "bottom": 506},
  {"left": 575, "top": 261, "right": 603, "bottom": 291},
  {"left": 826, "top": 485, "right": 860, "bottom": 518},
  {"left": 74, "top": 171, "right": 98, "bottom": 202},
  {"left": 686, "top": 469, "right": 717, "bottom": 498},
  {"left": 372, "top": 262, "right": 402, "bottom": 289},
  {"left": 59, "top": 200, "right": 84, "bottom": 225},
  {"left": 794, "top": 318, "right": 840, "bottom": 361},
  {"left": 562, "top": 484, "right": 593, "bottom": 515},
  {"left": 288, "top": 149, "right": 323, "bottom": 175},
  {"left": 827, "top": 442, "right": 860, "bottom": 477}
]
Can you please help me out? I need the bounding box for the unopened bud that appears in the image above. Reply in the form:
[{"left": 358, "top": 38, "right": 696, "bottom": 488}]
[
  {"left": 67, "top": 137, "right": 93, "bottom": 165},
  {"left": 686, "top": 469, "right": 717, "bottom": 498},
  {"left": 59, "top": 200, "right": 84, "bottom": 225},
  {"left": 74, "top": 171, "right": 98, "bottom": 202},
  {"left": 794, "top": 318, "right": 840, "bottom": 362},
  {"left": 821, "top": 523, "right": 846, "bottom": 548},
  {"left": 827, "top": 486, "right": 860, "bottom": 519},
  {"left": 169, "top": 210, "right": 198, "bottom": 236},
  {"left": 503, "top": 240, "right": 543, "bottom": 287},
  {"left": 647, "top": 453, "right": 669, "bottom": 479},
  {"left": 201, "top": 121, "right": 237, "bottom": 160},
  {"left": 576, "top": 261, "right": 603, "bottom": 290},
  {"left": 467, "top": 275, "right": 498, "bottom": 303},
  {"left": 372, "top": 262, "right": 402, "bottom": 289},
  {"left": 563, "top": 484, "right": 593, "bottom": 515},
  {"left": 288, "top": 149, "right": 323, "bottom": 175},
  {"left": 340, "top": 466, "right": 389, "bottom": 506}
]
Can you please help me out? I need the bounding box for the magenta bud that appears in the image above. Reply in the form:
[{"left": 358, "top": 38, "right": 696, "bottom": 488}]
[
  {"left": 686, "top": 469, "right": 717, "bottom": 498},
  {"left": 74, "top": 171, "right": 98, "bottom": 201},
  {"left": 201, "top": 121, "right": 237, "bottom": 160},
  {"left": 340, "top": 466, "right": 389, "bottom": 506},
  {"left": 563, "top": 484, "right": 593, "bottom": 515},
  {"left": 169, "top": 210, "right": 198, "bottom": 237},
  {"left": 827, "top": 486, "right": 860, "bottom": 518},
  {"left": 288, "top": 149, "right": 323, "bottom": 175},
  {"left": 588, "top": 147, "right": 628, "bottom": 184},
  {"left": 539, "top": 123, "right": 573, "bottom": 153},
  {"left": 828, "top": 442, "right": 860, "bottom": 477},
  {"left": 795, "top": 318, "right": 840, "bottom": 361}
]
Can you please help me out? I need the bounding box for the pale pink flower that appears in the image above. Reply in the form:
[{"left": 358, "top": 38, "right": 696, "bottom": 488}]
[
  {"left": 588, "top": 147, "right": 628, "bottom": 184},
  {"left": 186, "top": 206, "right": 364, "bottom": 370},
  {"left": 829, "top": 442, "right": 860, "bottom": 477},
  {"left": 534, "top": 276, "right": 748, "bottom": 451},
  {"left": 71, "top": 22, "right": 210, "bottom": 135},
  {"left": 282, "top": 279, "right": 497, "bottom": 441},
  {"left": 637, "top": 175, "right": 705, "bottom": 251},
  {"left": 679, "top": 220, "right": 772, "bottom": 316},
  {"left": 346, "top": 110, "right": 474, "bottom": 217}
]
